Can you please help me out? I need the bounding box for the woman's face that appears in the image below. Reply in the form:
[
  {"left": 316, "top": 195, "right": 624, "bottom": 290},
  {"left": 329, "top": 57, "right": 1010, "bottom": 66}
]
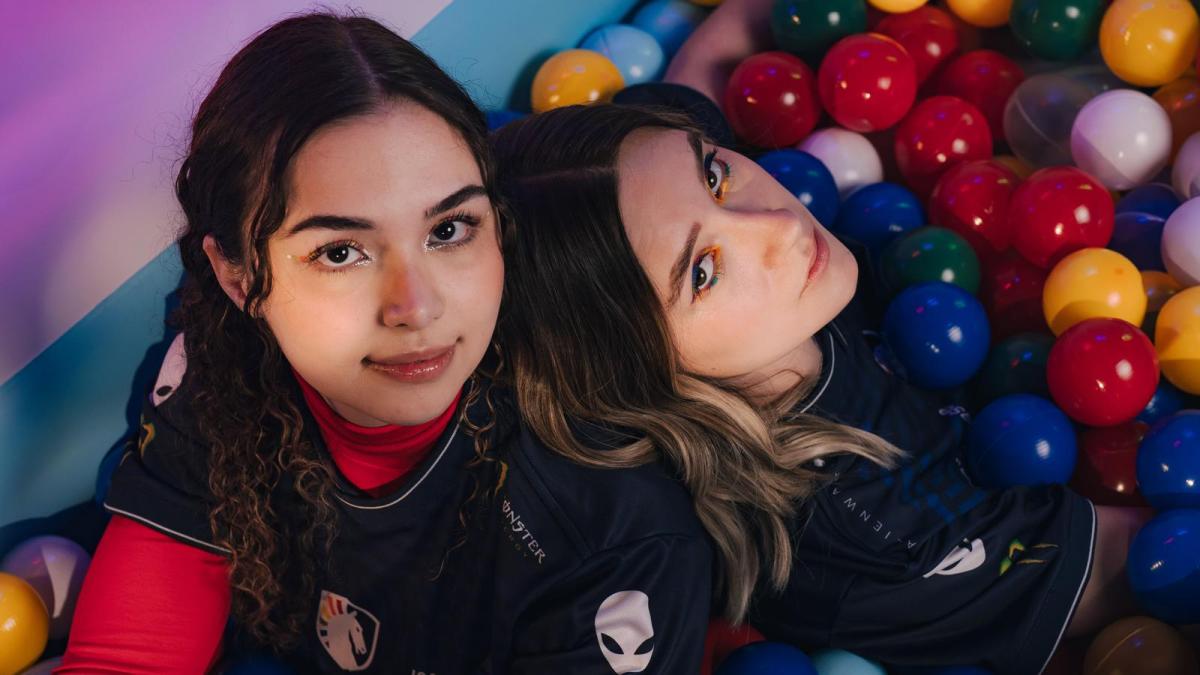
[
  {"left": 616, "top": 128, "right": 857, "bottom": 395},
  {"left": 257, "top": 101, "right": 502, "bottom": 426}
]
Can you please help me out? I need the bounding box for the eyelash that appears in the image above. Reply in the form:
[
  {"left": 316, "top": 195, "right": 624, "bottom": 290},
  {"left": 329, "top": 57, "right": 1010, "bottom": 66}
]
[
  {"left": 304, "top": 211, "right": 482, "bottom": 274},
  {"left": 704, "top": 150, "right": 732, "bottom": 203},
  {"left": 692, "top": 245, "right": 722, "bottom": 303}
]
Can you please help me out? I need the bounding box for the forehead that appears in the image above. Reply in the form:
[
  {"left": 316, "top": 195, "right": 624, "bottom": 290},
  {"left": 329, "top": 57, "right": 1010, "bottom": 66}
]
[
  {"left": 287, "top": 100, "right": 481, "bottom": 215},
  {"left": 617, "top": 128, "right": 694, "bottom": 188}
]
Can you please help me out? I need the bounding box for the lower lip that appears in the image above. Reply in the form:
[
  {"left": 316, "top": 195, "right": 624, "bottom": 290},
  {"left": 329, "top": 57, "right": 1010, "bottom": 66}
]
[
  {"left": 366, "top": 347, "right": 455, "bottom": 383},
  {"left": 807, "top": 229, "right": 829, "bottom": 285}
]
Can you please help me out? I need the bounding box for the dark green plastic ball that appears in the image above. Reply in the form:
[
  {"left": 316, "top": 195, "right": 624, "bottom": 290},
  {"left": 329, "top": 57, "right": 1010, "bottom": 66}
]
[
  {"left": 881, "top": 226, "right": 981, "bottom": 297},
  {"left": 770, "top": 0, "right": 867, "bottom": 59},
  {"left": 1010, "top": 0, "right": 1104, "bottom": 61}
]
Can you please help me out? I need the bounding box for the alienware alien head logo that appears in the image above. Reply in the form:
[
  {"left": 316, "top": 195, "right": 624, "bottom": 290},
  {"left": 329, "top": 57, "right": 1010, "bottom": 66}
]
[
  {"left": 317, "top": 590, "right": 380, "bottom": 671},
  {"left": 151, "top": 333, "right": 187, "bottom": 407},
  {"left": 595, "top": 590, "right": 655, "bottom": 674}
]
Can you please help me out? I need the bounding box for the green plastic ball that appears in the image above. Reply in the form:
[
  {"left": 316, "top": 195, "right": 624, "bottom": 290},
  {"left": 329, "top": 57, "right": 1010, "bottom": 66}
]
[
  {"left": 770, "top": 0, "right": 868, "bottom": 59},
  {"left": 974, "top": 332, "right": 1055, "bottom": 407},
  {"left": 881, "top": 226, "right": 981, "bottom": 296},
  {"left": 1010, "top": 0, "right": 1105, "bottom": 60}
]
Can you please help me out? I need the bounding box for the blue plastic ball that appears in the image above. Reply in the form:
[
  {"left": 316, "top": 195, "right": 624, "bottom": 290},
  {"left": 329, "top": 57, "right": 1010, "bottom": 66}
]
[
  {"left": 1108, "top": 211, "right": 1166, "bottom": 271},
  {"left": 1115, "top": 183, "right": 1182, "bottom": 220},
  {"left": 757, "top": 150, "right": 840, "bottom": 227},
  {"left": 967, "top": 394, "right": 1077, "bottom": 488},
  {"left": 1137, "top": 411, "right": 1200, "bottom": 510},
  {"left": 486, "top": 109, "right": 525, "bottom": 131},
  {"left": 717, "top": 642, "right": 818, "bottom": 675},
  {"left": 882, "top": 282, "right": 990, "bottom": 389},
  {"left": 810, "top": 648, "right": 886, "bottom": 674},
  {"left": 833, "top": 182, "right": 925, "bottom": 255},
  {"left": 581, "top": 24, "right": 665, "bottom": 86},
  {"left": 1126, "top": 508, "right": 1200, "bottom": 624},
  {"left": 1138, "top": 379, "right": 1187, "bottom": 426},
  {"left": 631, "top": 0, "right": 707, "bottom": 57}
]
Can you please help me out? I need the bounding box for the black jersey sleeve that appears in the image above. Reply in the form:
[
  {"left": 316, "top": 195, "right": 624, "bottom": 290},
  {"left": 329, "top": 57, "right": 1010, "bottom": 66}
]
[
  {"left": 102, "top": 386, "right": 227, "bottom": 556},
  {"left": 507, "top": 533, "right": 712, "bottom": 675}
]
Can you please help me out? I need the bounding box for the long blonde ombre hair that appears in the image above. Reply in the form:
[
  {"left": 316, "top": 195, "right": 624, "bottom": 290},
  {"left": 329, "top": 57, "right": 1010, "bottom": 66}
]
[{"left": 492, "top": 104, "right": 903, "bottom": 623}]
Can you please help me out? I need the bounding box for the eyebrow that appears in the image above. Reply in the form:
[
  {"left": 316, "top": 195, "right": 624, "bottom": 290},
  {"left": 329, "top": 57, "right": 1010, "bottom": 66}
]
[
  {"left": 665, "top": 221, "right": 701, "bottom": 308},
  {"left": 283, "top": 184, "right": 488, "bottom": 238}
]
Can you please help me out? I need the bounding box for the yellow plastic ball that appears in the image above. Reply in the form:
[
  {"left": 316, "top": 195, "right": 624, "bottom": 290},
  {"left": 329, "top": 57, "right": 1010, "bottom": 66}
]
[
  {"left": 947, "top": 0, "right": 1012, "bottom": 28},
  {"left": 1156, "top": 285, "right": 1200, "bottom": 394},
  {"left": 1043, "top": 247, "right": 1147, "bottom": 336},
  {"left": 1142, "top": 270, "right": 1184, "bottom": 312},
  {"left": 868, "top": 0, "right": 929, "bottom": 13},
  {"left": 0, "top": 573, "right": 49, "bottom": 675},
  {"left": 531, "top": 49, "right": 624, "bottom": 114},
  {"left": 993, "top": 154, "right": 1033, "bottom": 180},
  {"left": 1100, "top": 0, "right": 1200, "bottom": 87}
]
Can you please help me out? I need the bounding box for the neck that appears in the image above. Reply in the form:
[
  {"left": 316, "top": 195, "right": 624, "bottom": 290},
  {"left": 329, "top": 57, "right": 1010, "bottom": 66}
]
[{"left": 731, "top": 336, "right": 823, "bottom": 405}]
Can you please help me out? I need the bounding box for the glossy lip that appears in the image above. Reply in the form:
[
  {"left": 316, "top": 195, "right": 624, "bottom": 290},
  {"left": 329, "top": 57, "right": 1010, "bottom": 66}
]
[
  {"left": 805, "top": 228, "right": 829, "bottom": 288},
  {"left": 365, "top": 345, "right": 455, "bottom": 383}
]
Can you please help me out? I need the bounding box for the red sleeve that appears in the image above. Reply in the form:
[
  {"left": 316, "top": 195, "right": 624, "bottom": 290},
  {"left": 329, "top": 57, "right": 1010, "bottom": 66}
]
[{"left": 57, "top": 515, "right": 231, "bottom": 674}]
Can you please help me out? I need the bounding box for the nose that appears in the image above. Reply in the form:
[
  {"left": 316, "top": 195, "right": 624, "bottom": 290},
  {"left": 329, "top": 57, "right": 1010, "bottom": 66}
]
[
  {"left": 379, "top": 261, "right": 444, "bottom": 329},
  {"left": 727, "top": 205, "right": 807, "bottom": 270}
]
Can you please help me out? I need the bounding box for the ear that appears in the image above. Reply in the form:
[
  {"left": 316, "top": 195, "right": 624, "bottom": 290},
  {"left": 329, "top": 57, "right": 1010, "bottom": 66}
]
[{"left": 202, "top": 234, "right": 251, "bottom": 311}]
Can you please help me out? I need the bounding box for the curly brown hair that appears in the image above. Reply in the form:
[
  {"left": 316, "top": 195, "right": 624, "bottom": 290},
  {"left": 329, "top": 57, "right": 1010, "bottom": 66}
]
[{"left": 169, "top": 12, "right": 497, "bottom": 648}]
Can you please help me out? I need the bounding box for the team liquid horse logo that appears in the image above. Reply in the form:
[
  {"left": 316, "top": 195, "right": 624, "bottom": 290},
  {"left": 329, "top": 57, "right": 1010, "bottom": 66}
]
[
  {"left": 317, "top": 590, "right": 380, "bottom": 671},
  {"left": 595, "top": 590, "right": 655, "bottom": 673}
]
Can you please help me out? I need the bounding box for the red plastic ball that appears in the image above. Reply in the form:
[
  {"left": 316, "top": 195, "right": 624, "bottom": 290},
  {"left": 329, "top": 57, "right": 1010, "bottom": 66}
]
[
  {"left": 817, "top": 33, "right": 918, "bottom": 133},
  {"left": 1071, "top": 421, "right": 1150, "bottom": 507},
  {"left": 723, "top": 51, "right": 822, "bottom": 148},
  {"left": 1046, "top": 318, "right": 1159, "bottom": 427},
  {"left": 876, "top": 6, "right": 961, "bottom": 85},
  {"left": 701, "top": 618, "right": 765, "bottom": 675},
  {"left": 980, "top": 251, "right": 1051, "bottom": 340},
  {"left": 1008, "top": 167, "right": 1115, "bottom": 269},
  {"left": 893, "top": 95, "right": 993, "bottom": 198},
  {"left": 929, "top": 159, "right": 1020, "bottom": 261},
  {"left": 934, "top": 49, "right": 1024, "bottom": 143}
]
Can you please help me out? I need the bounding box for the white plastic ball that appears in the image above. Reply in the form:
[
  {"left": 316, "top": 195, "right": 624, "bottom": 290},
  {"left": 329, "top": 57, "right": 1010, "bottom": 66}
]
[
  {"left": 1162, "top": 197, "right": 1200, "bottom": 287},
  {"left": 1173, "top": 131, "right": 1200, "bottom": 200},
  {"left": 798, "top": 127, "right": 883, "bottom": 198},
  {"left": 1070, "top": 89, "right": 1172, "bottom": 190}
]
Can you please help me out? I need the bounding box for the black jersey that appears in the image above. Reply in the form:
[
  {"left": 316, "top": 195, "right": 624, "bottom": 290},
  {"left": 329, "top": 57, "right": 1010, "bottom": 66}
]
[
  {"left": 103, "top": 359, "right": 712, "bottom": 674},
  {"left": 749, "top": 253, "right": 1096, "bottom": 675}
]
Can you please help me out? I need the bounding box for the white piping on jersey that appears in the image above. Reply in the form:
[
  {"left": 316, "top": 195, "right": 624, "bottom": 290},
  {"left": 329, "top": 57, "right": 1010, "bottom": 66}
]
[
  {"left": 797, "top": 329, "right": 837, "bottom": 415},
  {"left": 102, "top": 503, "right": 233, "bottom": 555},
  {"left": 334, "top": 423, "right": 461, "bottom": 510},
  {"left": 1036, "top": 499, "right": 1097, "bottom": 675}
]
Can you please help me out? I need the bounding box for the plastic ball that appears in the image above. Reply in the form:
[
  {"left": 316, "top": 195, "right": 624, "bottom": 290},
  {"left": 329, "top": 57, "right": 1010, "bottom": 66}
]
[
  {"left": 0, "top": 572, "right": 49, "bottom": 675},
  {"left": 799, "top": 128, "right": 884, "bottom": 197},
  {"left": 531, "top": 49, "right": 624, "bottom": 113},
  {"left": 947, "top": 0, "right": 1012, "bottom": 27},
  {"left": 1153, "top": 77, "right": 1200, "bottom": 162},
  {"left": 992, "top": 154, "right": 1033, "bottom": 180},
  {"left": 967, "top": 394, "right": 1077, "bottom": 487},
  {"left": 1070, "top": 89, "right": 1173, "bottom": 190},
  {"left": 876, "top": 6, "right": 961, "bottom": 85},
  {"left": 770, "top": 0, "right": 869, "bottom": 59},
  {"left": 833, "top": 182, "right": 925, "bottom": 254},
  {"left": 485, "top": 109, "right": 525, "bottom": 132},
  {"left": 580, "top": 24, "right": 665, "bottom": 86},
  {"left": 980, "top": 251, "right": 1052, "bottom": 340},
  {"left": 717, "top": 642, "right": 818, "bottom": 675},
  {"left": 1143, "top": 271, "right": 1184, "bottom": 316},
  {"left": 724, "top": 52, "right": 821, "bottom": 148},
  {"left": 1126, "top": 510, "right": 1200, "bottom": 624},
  {"left": 757, "top": 150, "right": 840, "bottom": 227},
  {"left": 810, "top": 649, "right": 887, "bottom": 674},
  {"left": 1137, "top": 410, "right": 1200, "bottom": 509},
  {"left": 1002, "top": 72, "right": 1098, "bottom": 169},
  {"left": 881, "top": 226, "right": 981, "bottom": 295},
  {"left": 883, "top": 281, "right": 991, "bottom": 389},
  {"left": 1115, "top": 183, "right": 1182, "bottom": 220},
  {"left": 817, "top": 33, "right": 918, "bottom": 133},
  {"left": 934, "top": 50, "right": 1024, "bottom": 143},
  {"left": 613, "top": 82, "right": 736, "bottom": 147},
  {"left": 1084, "top": 616, "right": 1199, "bottom": 673},
  {"left": 631, "top": 0, "right": 708, "bottom": 57},
  {"left": 929, "top": 159, "right": 1020, "bottom": 262},
  {"left": 1071, "top": 420, "right": 1149, "bottom": 507},
  {"left": 1109, "top": 212, "right": 1168, "bottom": 272},
  {"left": 1042, "top": 247, "right": 1146, "bottom": 336},
  {"left": 869, "top": 0, "right": 928, "bottom": 12},
  {"left": 691, "top": 0, "right": 723, "bottom": 5},
  {"left": 1010, "top": 0, "right": 1105, "bottom": 60},
  {"left": 893, "top": 96, "right": 993, "bottom": 198},
  {"left": 973, "top": 332, "right": 1054, "bottom": 405},
  {"left": 1, "top": 535, "right": 90, "bottom": 640},
  {"left": 1009, "top": 166, "right": 1115, "bottom": 269},
  {"left": 1046, "top": 317, "right": 1159, "bottom": 425},
  {"left": 1100, "top": 0, "right": 1200, "bottom": 87},
  {"left": 1155, "top": 286, "right": 1200, "bottom": 395},
  {"left": 703, "top": 618, "right": 765, "bottom": 675},
  {"left": 1174, "top": 132, "right": 1200, "bottom": 200},
  {"left": 1162, "top": 197, "right": 1200, "bottom": 285},
  {"left": 1139, "top": 378, "right": 1187, "bottom": 425}
]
